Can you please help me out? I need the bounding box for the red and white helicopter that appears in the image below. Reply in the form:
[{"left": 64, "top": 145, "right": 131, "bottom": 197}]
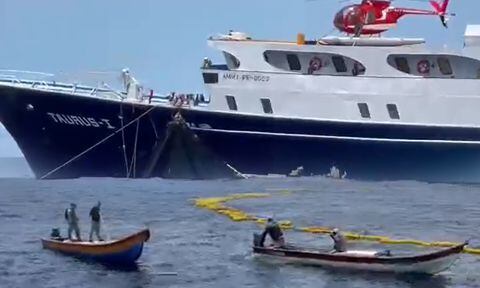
[{"left": 333, "top": 0, "right": 453, "bottom": 36}]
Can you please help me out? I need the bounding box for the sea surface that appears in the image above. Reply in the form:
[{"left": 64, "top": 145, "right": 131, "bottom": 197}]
[{"left": 1, "top": 169, "right": 480, "bottom": 287}]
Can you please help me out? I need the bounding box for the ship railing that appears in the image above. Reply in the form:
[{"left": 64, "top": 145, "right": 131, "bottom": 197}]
[
  {"left": 138, "top": 92, "right": 210, "bottom": 108},
  {"left": 0, "top": 69, "right": 125, "bottom": 100},
  {"left": 0, "top": 70, "right": 210, "bottom": 107}
]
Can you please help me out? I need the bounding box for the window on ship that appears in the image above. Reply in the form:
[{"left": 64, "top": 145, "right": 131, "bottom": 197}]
[
  {"left": 224, "top": 52, "right": 240, "bottom": 69},
  {"left": 263, "top": 52, "right": 269, "bottom": 63},
  {"left": 260, "top": 98, "right": 273, "bottom": 114},
  {"left": 387, "top": 104, "right": 400, "bottom": 119},
  {"left": 332, "top": 56, "right": 348, "bottom": 73},
  {"left": 357, "top": 103, "right": 370, "bottom": 119},
  {"left": 203, "top": 73, "right": 218, "bottom": 84},
  {"left": 225, "top": 95, "right": 238, "bottom": 111},
  {"left": 286, "top": 54, "right": 302, "bottom": 71},
  {"left": 394, "top": 57, "right": 410, "bottom": 74},
  {"left": 437, "top": 57, "right": 453, "bottom": 75}
]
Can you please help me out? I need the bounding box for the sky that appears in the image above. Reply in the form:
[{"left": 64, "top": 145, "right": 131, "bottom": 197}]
[{"left": 0, "top": 0, "right": 476, "bottom": 157}]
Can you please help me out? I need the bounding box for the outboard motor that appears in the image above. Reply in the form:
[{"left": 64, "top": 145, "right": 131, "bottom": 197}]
[{"left": 50, "top": 228, "right": 61, "bottom": 239}]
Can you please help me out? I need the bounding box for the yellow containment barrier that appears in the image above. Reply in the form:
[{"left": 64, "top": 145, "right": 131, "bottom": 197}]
[
  {"left": 194, "top": 193, "right": 270, "bottom": 222},
  {"left": 193, "top": 192, "right": 480, "bottom": 256},
  {"left": 465, "top": 248, "right": 480, "bottom": 255},
  {"left": 256, "top": 218, "right": 294, "bottom": 230}
]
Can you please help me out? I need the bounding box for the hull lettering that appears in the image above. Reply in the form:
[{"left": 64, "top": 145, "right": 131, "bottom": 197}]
[{"left": 47, "top": 113, "right": 115, "bottom": 129}]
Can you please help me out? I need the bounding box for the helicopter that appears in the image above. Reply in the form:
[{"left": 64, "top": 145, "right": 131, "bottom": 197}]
[{"left": 332, "top": 0, "right": 453, "bottom": 36}]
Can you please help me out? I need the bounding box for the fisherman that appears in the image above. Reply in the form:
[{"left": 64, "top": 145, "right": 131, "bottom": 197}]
[
  {"left": 260, "top": 217, "right": 285, "bottom": 248},
  {"left": 65, "top": 203, "right": 81, "bottom": 241},
  {"left": 89, "top": 201, "right": 104, "bottom": 242},
  {"left": 330, "top": 228, "right": 347, "bottom": 253}
]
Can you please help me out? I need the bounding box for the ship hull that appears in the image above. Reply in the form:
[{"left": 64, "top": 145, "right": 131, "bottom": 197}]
[{"left": 1, "top": 85, "right": 480, "bottom": 182}]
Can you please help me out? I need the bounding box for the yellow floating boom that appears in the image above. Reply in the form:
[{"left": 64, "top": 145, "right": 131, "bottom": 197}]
[{"left": 194, "top": 192, "right": 480, "bottom": 256}]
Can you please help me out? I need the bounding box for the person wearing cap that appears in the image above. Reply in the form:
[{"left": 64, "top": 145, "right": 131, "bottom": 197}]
[
  {"left": 89, "top": 201, "right": 104, "bottom": 242},
  {"left": 260, "top": 217, "right": 285, "bottom": 248},
  {"left": 64, "top": 203, "right": 81, "bottom": 241},
  {"left": 330, "top": 228, "right": 347, "bottom": 253}
]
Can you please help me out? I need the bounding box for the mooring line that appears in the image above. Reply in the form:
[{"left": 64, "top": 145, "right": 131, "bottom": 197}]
[
  {"left": 40, "top": 105, "right": 156, "bottom": 179},
  {"left": 119, "top": 103, "right": 130, "bottom": 177}
]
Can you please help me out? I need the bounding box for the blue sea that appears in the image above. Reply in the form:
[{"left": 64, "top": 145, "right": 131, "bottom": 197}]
[{"left": 0, "top": 158, "right": 480, "bottom": 288}]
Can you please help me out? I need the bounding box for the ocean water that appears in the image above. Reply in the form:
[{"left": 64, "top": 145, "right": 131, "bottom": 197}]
[{"left": 0, "top": 174, "right": 480, "bottom": 288}]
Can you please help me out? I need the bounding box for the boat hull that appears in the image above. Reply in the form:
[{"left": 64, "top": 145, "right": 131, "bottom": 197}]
[
  {"left": 254, "top": 253, "right": 459, "bottom": 275},
  {"left": 41, "top": 229, "right": 150, "bottom": 265},
  {"left": 2, "top": 85, "right": 480, "bottom": 182},
  {"left": 252, "top": 244, "right": 465, "bottom": 275}
]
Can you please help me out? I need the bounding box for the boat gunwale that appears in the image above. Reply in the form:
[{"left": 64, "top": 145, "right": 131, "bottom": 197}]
[
  {"left": 41, "top": 229, "right": 150, "bottom": 255},
  {"left": 252, "top": 242, "right": 466, "bottom": 264}
]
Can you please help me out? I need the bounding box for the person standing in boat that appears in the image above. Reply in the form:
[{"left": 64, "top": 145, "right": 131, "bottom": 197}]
[
  {"left": 89, "top": 201, "right": 104, "bottom": 242},
  {"left": 330, "top": 228, "right": 347, "bottom": 253},
  {"left": 260, "top": 217, "right": 285, "bottom": 248},
  {"left": 65, "top": 203, "right": 81, "bottom": 241}
]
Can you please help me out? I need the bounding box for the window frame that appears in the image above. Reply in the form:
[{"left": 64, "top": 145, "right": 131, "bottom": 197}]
[
  {"left": 260, "top": 98, "right": 273, "bottom": 114},
  {"left": 357, "top": 103, "right": 371, "bottom": 119},
  {"left": 224, "top": 52, "right": 240, "bottom": 69},
  {"left": 386, "top": 104, "right": 400, "bottom": 120},
  {"left": 225, "top": 95, "right": 238, "bottom": 111},
  {"left": 202, "top": 73, "right": 218, "bottom": 84}
]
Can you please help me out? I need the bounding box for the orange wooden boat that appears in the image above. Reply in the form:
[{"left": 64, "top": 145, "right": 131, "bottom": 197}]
[{"left": 41, "top": 229, "right": 150, "bottom": 265}]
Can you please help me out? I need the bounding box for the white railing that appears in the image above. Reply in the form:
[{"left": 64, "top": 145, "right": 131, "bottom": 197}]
[
  {"left": 0, "top": 69, "right": 125, "bottom": 100},
  {"left": 0, "top": 69, "right": 211, "bottom": 107}
]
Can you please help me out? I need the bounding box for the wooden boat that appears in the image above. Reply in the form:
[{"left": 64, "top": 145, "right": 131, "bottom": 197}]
[
  {"left": 41, "top": 229, "right": 150, "bottom": 265},
  {"left": 252, "top": 234, "right": 466, "bottom": 275}
]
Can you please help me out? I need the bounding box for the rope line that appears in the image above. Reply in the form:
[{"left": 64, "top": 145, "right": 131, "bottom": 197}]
[
  {"left": 128, "top": 118, "right": 141, "bottom": 178},
  {"left": 119, "top": 103, "right": 130, "bottom": 177},
  {"left": 40, "top": 106, "right": 156, "bottom": 179}
]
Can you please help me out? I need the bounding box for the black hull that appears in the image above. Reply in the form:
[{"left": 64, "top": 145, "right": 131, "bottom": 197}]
[{"left": 1, "top": 85, "right": 480, "bottom": 182}]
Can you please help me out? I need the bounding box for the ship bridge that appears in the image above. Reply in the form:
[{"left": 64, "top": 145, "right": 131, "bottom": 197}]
[{"left": 205, "top": 31, "right": 480, "bottom": 80}]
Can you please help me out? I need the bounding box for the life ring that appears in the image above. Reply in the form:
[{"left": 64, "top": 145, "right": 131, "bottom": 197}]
[
  {"left": 308, "top": 57, "right": 322, "bottom": 74},
  {"left": 417, "top": 60, "right": 430, "bottom": 74}
]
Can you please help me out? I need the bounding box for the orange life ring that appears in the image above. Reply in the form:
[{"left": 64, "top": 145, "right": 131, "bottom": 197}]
[
  {"left": 417, "top": 60, "right": 430, "bottom": 74},
  {"left": 308, "top": 57, "right": 322, "bottom": 74}
]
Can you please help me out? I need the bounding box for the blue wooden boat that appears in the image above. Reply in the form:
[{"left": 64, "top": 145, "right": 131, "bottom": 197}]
[{"left": 41, "top": 229, "right": 150, "bottom": 265}]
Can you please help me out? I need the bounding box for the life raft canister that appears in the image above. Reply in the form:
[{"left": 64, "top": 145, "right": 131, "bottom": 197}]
[
  {"left": 417, "top": 60, "right": 430, "bottom": 74},
  {"left": 308, "top": 57, "right": 323, "bottom": 74}
]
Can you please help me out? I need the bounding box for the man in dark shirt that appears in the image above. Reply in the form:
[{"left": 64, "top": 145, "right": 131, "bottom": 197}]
[
  {"left": 260, "top": 218, "right": 285, "bottom": 248},
  {"left": 89, "top": 201, "right": 104, "bottom": 242}
]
